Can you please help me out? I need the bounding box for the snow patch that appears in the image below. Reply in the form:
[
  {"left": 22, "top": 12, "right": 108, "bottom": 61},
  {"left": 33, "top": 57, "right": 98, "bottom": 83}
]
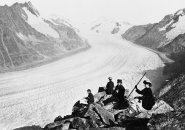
[
  {"left": 90, "top": 18, "right": 131, "bottom": 36},
  {"left": 166, "top": 15, "right": 185, "bottom": 39},
  {"left": 175, "top": 9, "right": 184, "bottom": 16},
  {"left": 159, "top": 20, "right": 173, "bottom": 31},
  {"left": 23, "top": 8, "right": 59, "bottom": 38}
]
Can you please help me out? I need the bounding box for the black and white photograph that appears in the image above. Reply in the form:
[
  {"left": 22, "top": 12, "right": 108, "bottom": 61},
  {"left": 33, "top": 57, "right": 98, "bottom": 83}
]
[{"left": 0, "top": 0, "right": 185, "bottom": 130}]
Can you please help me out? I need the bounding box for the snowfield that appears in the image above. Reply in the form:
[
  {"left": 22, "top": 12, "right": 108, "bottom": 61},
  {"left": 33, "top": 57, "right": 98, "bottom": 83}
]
[
  {"left": 166, "top": 15, "right": 185, "bottom": 40},
  {"left": 0, "top": 32, "right": 165, "bottom": 130},
  {"left": 23, "top": 7, "right": 59, "bottom": 38}
]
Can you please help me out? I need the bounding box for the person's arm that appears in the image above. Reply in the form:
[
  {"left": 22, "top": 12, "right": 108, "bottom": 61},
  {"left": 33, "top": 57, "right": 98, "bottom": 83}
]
[
  {"left": 114, "top": 85, "right": 118, "bottom": 91},
  {"left": 135, "top": 85, "right": 144, "bottom": 95},
  {"left": 85, "top": 94, "right": 90, "bottom": 100}
]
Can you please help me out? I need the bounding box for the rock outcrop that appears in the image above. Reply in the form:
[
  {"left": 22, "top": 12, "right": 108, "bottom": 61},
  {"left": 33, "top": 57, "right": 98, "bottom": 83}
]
[
  {"left": 15, "top": 81, "right": 185, "bottom": 130},
  {"left": 148, "top": 74, "right": 185, "bottom": 130}
]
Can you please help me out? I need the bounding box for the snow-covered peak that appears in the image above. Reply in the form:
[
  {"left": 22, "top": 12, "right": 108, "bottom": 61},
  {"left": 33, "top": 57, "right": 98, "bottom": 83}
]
[
  {"left": 23, "top": 1, "right": 40, "bottom": 17},
  {"left": 49, "top": 15, "right": 73, "bottom": 28},
  {"left": 158, "top": 8, "right": 185, "bottom": 40},
  {"left": 90, "top": 18, "right": 132, "bottom": 35},
  {"left": 174, "top": 9, "right": 185, "bottom": 16}
]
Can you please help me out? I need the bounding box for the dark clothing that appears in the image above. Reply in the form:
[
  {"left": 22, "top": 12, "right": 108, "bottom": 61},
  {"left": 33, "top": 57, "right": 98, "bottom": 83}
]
[
  {"left": 98, "top": 87, "right": 105, "bottom": 92},
  {"left": 106, "top": 81, "right": 114, "bottom": 94},
  {"left": 136, "top": 87, "right": 153, "bottom": 97},
  {"left": 103, "top": 95, "right": 119, "bottom": 106},
  {"left": 86, "top": 93, "right": 94, "bottom": 105},
  {"left": 72, "top": 100, "right": 88, "bottom": 117},
  {"left": 114, "top": 85, "right": 125, "bottom": 100},
  {"left": 103, "top": 85, "right": 128, "bottom": 109},
  {"left": 135, "top": 88, "right": 155, "bottom": 110}
]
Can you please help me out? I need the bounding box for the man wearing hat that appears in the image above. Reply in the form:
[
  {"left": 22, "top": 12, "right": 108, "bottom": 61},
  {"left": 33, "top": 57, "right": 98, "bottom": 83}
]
[
  {"left": 115, "top": 79, "right": 125, "bottom": 100},
  {"left": 103, "top": 79, "right": 126, "bottom": 107},
  {"left": 114, "top": 79, "right": 125, "bottom": 100},
  {"left": 105, "top": 77, "right": 114, "bottom": 95},
  {"left": 134, "top": 80, "right": 155, "bottom": 110},
  {"left": 111, "top": 79, "right": 129, "bottom": 109}
]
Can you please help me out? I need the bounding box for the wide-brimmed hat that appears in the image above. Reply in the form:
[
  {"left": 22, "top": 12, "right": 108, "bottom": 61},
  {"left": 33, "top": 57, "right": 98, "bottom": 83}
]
[{"left": 143, "top": 80, "right": 152, "bottom": 87}]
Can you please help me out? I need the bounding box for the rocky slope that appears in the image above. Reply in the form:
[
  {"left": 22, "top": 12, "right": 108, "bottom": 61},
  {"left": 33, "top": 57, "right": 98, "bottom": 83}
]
[
  {"left": 14, "top": 73, "right": 185, "bottom": 130},
  {"left": 149, "top": 74, "right": 185, "bottom": 130},
  {"left": 0, "top": 2, "right": 87, "bottom": 72}
]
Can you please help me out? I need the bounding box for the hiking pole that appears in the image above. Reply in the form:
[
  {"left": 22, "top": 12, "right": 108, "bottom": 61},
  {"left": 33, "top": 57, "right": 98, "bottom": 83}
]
[{"left": 127, "top": 72, "right": 147, "bottom": 98}]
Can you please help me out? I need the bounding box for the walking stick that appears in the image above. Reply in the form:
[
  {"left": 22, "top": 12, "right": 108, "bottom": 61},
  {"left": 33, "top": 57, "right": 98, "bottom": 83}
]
[{"left": 127, "top": 72, "right": 146, "bottom": 98}]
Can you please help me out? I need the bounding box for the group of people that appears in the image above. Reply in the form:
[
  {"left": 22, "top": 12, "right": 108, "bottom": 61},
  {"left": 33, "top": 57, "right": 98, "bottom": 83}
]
[{"left": 85, "top": 77, "right": 155, "bottom": 111}]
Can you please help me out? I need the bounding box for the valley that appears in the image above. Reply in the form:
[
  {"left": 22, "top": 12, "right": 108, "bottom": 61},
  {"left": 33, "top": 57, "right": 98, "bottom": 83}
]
[{"left": 0, "top": 32, "right": 165, "bottom": 130}]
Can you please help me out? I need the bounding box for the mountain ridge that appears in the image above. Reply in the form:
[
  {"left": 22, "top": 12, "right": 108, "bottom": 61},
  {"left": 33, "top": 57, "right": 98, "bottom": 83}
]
[{"left": 0, "top": 1, "right": 87, "bottom": 72}]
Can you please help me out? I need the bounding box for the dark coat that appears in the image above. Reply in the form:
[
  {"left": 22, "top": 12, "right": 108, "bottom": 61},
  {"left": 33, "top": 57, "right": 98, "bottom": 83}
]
[
  {"left": 114, "top": 85, "right": 125, "bottom": 100},
  {"left": 106, "top": 81, "right": 114, "bottom": 94},
  {"left": 87, "top": 93, "right": 94, "bottom": 104},
  {"left": 136, "top": 88, "right": 155, "bottom": 110}
]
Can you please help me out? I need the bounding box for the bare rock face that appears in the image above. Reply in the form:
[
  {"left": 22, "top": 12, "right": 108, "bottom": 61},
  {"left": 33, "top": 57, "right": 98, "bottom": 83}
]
[
  {"left": 0, "top": 2, "right": 86, "bottom": 71},
  {"left": 158, "top": 33, "right": 185, "bottom": 54},
  {"left": 122, "top": 24, "right": 155, "bottom": 43}
]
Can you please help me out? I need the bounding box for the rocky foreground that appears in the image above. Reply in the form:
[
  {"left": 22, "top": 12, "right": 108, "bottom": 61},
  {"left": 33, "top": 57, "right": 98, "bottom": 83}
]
[{"left": 14, "top": 73, "right": 185, "bottom": 130}]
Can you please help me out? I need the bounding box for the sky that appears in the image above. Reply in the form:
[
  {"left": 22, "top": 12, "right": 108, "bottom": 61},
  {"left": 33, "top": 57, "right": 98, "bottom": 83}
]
[{"left": 1, "top": 0, "right": 185, "bottom": 25}]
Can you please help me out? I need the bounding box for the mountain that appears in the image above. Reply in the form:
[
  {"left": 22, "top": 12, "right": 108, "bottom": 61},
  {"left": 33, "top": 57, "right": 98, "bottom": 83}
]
[
  {"left": 122, "top": 9, "right": 185, "bottom": 53},
  {"left": 122, "top": 8, "right": 185, "bottom": 77},
  {"left": 0, "top": 1, "right": 87, "bottom": 72},
  {"left": 90, "top": 18, "right": 131, "bottom": 35}
]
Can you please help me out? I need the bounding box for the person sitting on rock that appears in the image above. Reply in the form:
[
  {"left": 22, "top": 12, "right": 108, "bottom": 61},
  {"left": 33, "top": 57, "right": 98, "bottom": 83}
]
[
  {"left": 86, "top": 89, "right": 94, "bottom": 105},
  {"left": 113, "top": 79, "right": 129, "bottom": 109},
  {"left": 103, "top": 79, "right": 129, "bottom": 109},
  {"left": 105, "top": 77, "right": 114, "bottom": 95},
  {"left": 114, "top": 79, "right": 125, "bottom": 100},
  {"left": 134, "top": 80, "right": 155, "bottom": 110}
]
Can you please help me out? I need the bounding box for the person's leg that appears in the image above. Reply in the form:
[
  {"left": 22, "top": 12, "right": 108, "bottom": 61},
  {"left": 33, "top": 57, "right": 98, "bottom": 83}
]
[{"left": 103, "top": 96, "right": 119, "bottom": 106}]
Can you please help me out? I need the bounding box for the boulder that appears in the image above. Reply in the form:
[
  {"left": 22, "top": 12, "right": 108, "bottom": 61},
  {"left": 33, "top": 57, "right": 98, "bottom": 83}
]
[
  {"left": 117, "top": 117, "right": 149, "bottom": 130},
  {"left": 89, "top": 127, "right": 125, "bottom": 130},
  {"left": 72, "top": 100, "right": 88, "bottom": 117},
  {"left": 69, "top": 117, "right": 92, "bottom": 130},
  {"left": 94, "top": 91, "right": 106, "bottom": 103},
  {"left": 85, "top": 104, "right": 115, "bottom": 126}
]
